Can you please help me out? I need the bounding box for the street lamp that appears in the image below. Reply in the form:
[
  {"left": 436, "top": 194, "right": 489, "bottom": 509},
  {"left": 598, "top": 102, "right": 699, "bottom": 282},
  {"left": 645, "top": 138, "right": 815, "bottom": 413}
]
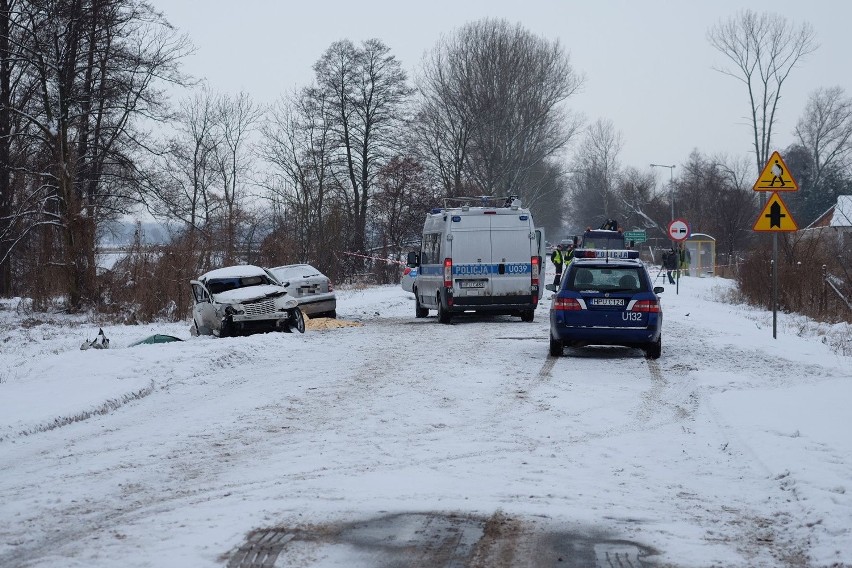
[{"left": 650, "top": 163, "right": 676, "bottom": 221}]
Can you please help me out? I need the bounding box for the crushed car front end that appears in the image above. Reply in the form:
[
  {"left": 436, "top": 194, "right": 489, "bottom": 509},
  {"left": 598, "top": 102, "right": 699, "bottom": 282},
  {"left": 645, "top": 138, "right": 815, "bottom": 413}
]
[{"left": 213, "top": 290, "right": 300, "bottom": 336}]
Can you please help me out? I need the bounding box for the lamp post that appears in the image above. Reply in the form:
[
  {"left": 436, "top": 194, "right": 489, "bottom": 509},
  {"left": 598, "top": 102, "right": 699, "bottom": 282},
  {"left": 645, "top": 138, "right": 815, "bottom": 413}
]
[{"left": 650, "top": 163, "right": 676, "bottom": 221}]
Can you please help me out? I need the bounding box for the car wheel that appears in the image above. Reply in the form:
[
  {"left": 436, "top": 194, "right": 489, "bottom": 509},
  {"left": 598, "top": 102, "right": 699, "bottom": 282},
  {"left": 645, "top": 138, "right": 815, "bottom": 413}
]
[
  {"left": 549, "top": 334, "right": 563, "bottom": 357},
  {"left": 327, "top": 310, "right": 337, "bottom": 319},
  {"left": 290, "top": 308, "right": 306, "bottom": 334},
  {"left": 437, "top": 295, "right": 451, "bottom": 324},
  {"left": 414, "top": 288, "right": 428, "bottom": 318},
  {"left": 644, "top": 337, "right": 662, "bottom": 359},
  {"left": 521, "top": 309, "right": 535, "bottom": 322}
]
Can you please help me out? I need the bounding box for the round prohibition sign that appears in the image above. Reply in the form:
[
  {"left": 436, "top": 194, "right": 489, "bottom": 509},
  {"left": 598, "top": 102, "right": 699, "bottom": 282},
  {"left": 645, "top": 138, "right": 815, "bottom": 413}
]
[{"left": 667, "top": 219, "right": 690, "bottom": 242}]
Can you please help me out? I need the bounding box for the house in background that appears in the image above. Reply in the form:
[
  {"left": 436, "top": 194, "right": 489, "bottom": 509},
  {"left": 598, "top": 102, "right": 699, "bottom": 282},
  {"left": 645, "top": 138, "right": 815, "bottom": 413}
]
[{"left": 804, "top": 195, "right": 852, "bottom": 247}]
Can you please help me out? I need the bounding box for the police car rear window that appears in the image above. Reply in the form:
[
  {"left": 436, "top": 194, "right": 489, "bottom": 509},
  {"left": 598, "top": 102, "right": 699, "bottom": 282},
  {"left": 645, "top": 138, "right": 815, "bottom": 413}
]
[{"left": 569, "top": 266, "right": 644, "bottom": 292}]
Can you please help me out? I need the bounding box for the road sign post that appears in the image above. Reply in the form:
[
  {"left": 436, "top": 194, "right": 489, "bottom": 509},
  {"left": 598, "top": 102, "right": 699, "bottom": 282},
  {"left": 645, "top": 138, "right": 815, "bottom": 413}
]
[
  {"left": 667, "top": 219, "right": 690, "bottom": 295},
  {"left": 752, "top": 152, "right": 799, "bottom": 339}
]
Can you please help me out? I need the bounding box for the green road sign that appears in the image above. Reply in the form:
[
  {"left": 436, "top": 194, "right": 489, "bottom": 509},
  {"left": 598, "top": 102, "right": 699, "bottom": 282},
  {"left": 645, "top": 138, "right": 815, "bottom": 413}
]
[{"left": 624, "top": 230, "right": 647, "bottom": 243}]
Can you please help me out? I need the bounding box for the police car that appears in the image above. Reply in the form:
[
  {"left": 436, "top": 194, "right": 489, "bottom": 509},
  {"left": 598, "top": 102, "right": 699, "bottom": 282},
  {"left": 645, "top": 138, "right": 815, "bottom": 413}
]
[{"left": 546, "top": 248, "right": 664, "bottom": 359}]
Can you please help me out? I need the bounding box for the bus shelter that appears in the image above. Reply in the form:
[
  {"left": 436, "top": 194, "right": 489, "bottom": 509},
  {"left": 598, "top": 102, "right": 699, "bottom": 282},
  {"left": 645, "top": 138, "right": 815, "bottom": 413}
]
[{"left": 683, "top": 233, "right": 716, "bottom": 277}]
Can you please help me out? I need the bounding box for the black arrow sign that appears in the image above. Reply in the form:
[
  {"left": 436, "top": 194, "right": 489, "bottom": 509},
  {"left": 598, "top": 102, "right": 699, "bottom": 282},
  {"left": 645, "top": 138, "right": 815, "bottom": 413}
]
[{"left": 766, "top": 201, "right": 786, "bottom": 228}]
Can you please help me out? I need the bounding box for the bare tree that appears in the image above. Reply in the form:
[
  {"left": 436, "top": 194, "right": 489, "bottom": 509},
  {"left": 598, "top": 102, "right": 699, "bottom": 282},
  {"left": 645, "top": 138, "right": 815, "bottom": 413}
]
[
  {"left": 145, "top": 88, "right": 221, "bottom": 270},
  {"left": 412, "top": 42, "right": 473, "bottom": 197},
  {"left": 370, "top": 155, "right": 434, "bottom": 282},
  {"left": 1, "top": 0, "right": 189, "bottom": 306},
  {"left": 260, "top": 85, "right": 340, "bottom": 267},
  {"left": 708, "top": 10, "right": 817, "bottom": 177},
  {"left": 677, "top": 151, "right": 757, "bottom": 259},
  {"left": 416, "top": 19, "right": 583, "bottom": 201},
  {"left": 568, "top": 119, "right": 623, "bottom": 227},
  {"left": 794, "top": 86, "right": 852, "bottom": 188},
  {"left": 313, "top": 38, "right": 411, "bottom": 256},
  {"left": 613, "top": 167, "right": 660, "bottom": 232},
  {"left": 213, "top": 91, "right": 261, "bottom": 265},
  {"left": 524, "top": 160, "right": 571, "bottom": 240}
]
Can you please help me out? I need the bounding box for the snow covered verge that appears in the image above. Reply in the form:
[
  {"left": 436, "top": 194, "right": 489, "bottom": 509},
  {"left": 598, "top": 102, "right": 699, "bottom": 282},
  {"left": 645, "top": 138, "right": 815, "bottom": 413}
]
[{"left": 0, "top": 275, "right": 850, "bottom": 567}]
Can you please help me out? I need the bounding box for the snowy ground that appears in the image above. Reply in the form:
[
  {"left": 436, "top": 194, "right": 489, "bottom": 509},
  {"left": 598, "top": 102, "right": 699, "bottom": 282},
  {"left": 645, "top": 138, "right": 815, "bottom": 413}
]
[{"left": 0, "top": 270, "right": 850, "bottom": 567}]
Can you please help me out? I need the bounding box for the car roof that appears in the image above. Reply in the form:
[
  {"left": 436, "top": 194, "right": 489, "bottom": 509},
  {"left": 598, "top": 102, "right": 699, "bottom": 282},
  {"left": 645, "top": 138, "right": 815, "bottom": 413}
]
[
  {"left": 200, "top": 265, "right": 268, "bottom": 281},
  {"left": 271, "top": 263, "right": 316, "bottom": 270},
  {"left": 583, "top": 229, "right": 622, "bottom": 235},
  {"left": 271, "top": 264, "right": 322, "bottom": 276}
]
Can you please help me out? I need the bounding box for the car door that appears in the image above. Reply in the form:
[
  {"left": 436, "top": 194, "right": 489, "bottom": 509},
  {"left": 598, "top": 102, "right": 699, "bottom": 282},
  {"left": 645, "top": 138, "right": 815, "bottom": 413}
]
[{"left": 190, "top": 281, "right": 217, "bottom": 333}]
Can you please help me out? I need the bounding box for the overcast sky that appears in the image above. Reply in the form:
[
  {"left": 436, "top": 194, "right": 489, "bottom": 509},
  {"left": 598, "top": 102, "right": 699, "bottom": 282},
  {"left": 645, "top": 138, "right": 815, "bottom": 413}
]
[{"left": 156, "top": 0, "right": 852, "bottom": 182}]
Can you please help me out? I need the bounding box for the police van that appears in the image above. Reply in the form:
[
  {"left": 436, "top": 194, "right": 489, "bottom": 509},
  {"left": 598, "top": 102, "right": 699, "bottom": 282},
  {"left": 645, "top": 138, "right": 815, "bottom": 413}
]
[{"left": 406, "top": 196, "right": 546, "bottom": 324}]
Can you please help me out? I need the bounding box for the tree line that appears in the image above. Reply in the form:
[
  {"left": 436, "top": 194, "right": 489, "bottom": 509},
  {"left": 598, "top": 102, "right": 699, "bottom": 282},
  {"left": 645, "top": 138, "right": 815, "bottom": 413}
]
[
  {"left": 0, "top": 10, "right": 583, "bottom": 312},
  {"left": 1, "top": 4, "right": 848, "bottom": 320}
]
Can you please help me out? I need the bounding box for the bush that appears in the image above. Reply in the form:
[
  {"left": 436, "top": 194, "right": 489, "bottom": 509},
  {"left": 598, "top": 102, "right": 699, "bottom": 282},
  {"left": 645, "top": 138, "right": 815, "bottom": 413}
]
[
  {"left": 736, "top": 231, "right": 851, "bottom": 323},
  {"left": 97, "top": 236, "right": 199, "bottom": 324}
]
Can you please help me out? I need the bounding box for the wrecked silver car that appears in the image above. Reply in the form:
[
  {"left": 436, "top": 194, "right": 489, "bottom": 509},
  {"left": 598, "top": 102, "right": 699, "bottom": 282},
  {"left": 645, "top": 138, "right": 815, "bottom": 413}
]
[{"left": 190, "top": 265, "right": 305, "bottom": 337}]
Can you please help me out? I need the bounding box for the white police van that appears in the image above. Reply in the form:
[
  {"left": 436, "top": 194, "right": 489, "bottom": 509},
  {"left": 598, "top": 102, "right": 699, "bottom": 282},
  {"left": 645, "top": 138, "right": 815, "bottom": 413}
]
[{"left": 406, "top": 196, "right": 546, "bottom": 324}]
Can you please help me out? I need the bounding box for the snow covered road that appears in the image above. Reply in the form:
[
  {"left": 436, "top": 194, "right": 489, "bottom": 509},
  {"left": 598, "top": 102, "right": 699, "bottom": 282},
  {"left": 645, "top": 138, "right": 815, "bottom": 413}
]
[{"left": 0, "top": 276, "right": 850, "bottom": 567}]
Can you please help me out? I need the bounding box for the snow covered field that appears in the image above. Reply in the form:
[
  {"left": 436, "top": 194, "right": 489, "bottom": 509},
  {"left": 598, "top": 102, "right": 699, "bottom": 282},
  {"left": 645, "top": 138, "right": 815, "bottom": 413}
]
[{"left": 0, "top": 273, "right": 850, "bottom": 567}]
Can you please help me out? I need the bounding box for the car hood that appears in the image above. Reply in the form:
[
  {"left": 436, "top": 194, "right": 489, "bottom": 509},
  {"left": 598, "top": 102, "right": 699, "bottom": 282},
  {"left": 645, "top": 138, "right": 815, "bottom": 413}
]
[{"left": 212, "top": 285, "right": 289, "bottom": 304}]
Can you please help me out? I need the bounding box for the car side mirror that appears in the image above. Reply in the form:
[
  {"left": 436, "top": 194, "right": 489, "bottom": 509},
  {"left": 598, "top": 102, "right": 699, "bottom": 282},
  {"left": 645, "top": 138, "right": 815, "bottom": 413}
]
[
  {"left": 654, "top": 286, "right": 665, "bottom": 294},
  {"left": 545, "top": 284, "right": 556, "bottom": 291},
  {"left": 407, "top": 251, "right": 420, "bottom": 267}
]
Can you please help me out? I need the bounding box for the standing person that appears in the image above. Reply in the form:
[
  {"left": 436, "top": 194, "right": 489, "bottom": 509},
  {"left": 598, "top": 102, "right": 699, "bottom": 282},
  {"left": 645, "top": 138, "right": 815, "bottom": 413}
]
[
  {"left": 664, "top": 247, "right": 678, "bottom": 284},
  {"left": 551, "top": 244, "right": 564, "bottom": 287},
  {"left": 679, "top": 244, "right": 691, "bottom": 276},
  {"left": 564, "top": 242, "right": 575, "bottom": 265}
]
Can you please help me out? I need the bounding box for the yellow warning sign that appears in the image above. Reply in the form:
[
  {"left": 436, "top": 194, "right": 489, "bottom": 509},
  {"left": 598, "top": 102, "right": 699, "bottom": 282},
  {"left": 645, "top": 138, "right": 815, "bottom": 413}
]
[
  {"left": 753, "top": 151, "right": 798, "bottom": 191},
  {"left": 753, "top": 192, "right": 798, "bottom": 232}
]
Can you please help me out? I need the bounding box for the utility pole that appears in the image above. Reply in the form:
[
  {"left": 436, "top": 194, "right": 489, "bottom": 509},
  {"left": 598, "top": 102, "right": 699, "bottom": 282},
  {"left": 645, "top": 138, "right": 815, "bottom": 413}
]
[{"left": 650, "top": 163, "right": 676, "bottom": 221}]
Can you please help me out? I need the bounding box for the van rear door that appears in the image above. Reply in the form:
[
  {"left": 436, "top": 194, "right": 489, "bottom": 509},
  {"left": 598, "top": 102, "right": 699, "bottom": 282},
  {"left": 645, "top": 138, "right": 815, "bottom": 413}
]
[
  {"left": 449, "top": 214, "right": 491, "bottom": 294},
  {"left": 489, "top": 217, "right": 533, "bottom": 298}
]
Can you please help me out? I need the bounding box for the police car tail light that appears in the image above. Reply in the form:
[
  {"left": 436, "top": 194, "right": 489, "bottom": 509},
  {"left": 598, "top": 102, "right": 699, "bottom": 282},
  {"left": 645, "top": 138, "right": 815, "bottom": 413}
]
[
  {"left": 553, "top": 297, "right": 582, "bottom": 311},
  {"left": 531, "top": 256, "right": 540, "bottom": 285},
  {"left": 631, "top": 300, "right": 661, "bottom": 313},
  {"left": 443, "top": 258, "right": 452, "bottom": 287}
]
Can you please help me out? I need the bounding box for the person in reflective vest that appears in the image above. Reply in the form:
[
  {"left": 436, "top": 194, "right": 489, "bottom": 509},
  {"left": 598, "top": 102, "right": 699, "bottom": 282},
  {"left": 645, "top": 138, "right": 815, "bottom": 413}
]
[{"left": 551, "top": 244, "right": 564, "bottom": 286}]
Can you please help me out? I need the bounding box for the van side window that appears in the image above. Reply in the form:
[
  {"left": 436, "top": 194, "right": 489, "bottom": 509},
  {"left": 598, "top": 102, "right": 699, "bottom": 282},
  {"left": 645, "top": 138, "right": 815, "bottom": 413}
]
[{"left": 422, "top": 233, "right": 441, "bottom": 265}]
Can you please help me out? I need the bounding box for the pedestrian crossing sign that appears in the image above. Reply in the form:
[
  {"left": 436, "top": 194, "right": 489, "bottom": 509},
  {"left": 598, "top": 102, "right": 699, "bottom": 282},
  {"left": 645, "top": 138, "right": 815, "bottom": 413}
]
[
  {"left": 753, "top": 151, "right": 798, "bottom": 191},
  {"left": 753, "top": 192, "right": 798, "bottom": 232}
]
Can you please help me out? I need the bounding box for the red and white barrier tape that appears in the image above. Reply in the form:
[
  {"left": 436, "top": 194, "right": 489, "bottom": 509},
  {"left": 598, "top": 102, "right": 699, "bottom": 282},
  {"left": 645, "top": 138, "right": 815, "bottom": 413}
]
[{"left": 340, "top": 251, "right": 407, "bottom": 266}]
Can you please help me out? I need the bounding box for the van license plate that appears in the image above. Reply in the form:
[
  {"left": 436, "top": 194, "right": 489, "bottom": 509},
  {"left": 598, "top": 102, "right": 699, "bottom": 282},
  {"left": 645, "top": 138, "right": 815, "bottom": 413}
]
[{"left": 459, "top": 280, "right": 486, "bottom": 288}]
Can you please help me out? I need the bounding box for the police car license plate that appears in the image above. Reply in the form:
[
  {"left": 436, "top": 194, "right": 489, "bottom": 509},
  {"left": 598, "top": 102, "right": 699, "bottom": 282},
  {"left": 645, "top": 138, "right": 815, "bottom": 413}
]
[
  {"left": 459, "top": 280, "right": 486, "bottom": 288},
  {"left": 590, "top": 298, "right": 625, "bottom": 306}
]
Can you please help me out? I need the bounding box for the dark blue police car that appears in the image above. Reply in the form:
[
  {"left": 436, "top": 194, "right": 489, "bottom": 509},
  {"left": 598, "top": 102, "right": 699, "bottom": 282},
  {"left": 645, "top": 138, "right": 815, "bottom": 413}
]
[{"left": 547, "top": 249, "right": 664, "bottom": 359}]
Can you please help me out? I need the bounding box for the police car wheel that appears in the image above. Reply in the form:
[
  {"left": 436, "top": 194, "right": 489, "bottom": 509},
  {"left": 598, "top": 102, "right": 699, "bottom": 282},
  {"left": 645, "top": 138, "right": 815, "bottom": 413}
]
[
  {"left": 549, "top": 334, "right": 563, "bottom": 357},
  {"left": 644, "top": 337, "right": 661, "bottom": 359},
  {"left": 521, "top": 310, "right": 534, "bottom": 322}
]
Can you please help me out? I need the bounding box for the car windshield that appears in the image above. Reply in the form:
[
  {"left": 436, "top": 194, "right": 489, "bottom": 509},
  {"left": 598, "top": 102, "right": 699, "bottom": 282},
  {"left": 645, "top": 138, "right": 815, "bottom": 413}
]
[
  {"left": 568, "top": 266, "right": 644, "bottom": 292},
  {"left": 207, "top": 275, "right": 274, "bottom": 295}
]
